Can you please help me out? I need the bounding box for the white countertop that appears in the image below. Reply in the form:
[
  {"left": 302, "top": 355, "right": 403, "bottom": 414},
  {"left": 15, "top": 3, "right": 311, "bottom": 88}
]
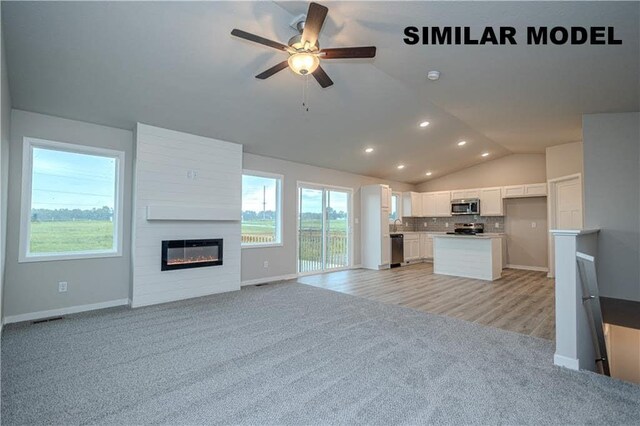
[
  {"left": 432, "top": 234, "right": 502, "bottom": 240},
  {"left": 392, "top": 231, "right": 504, "bottom": 236}
]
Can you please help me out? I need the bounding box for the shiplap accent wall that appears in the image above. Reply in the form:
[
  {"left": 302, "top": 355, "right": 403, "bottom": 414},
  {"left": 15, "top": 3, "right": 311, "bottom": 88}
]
[{"left": 131, "top": 124, "right": 242, "bottom": 307}]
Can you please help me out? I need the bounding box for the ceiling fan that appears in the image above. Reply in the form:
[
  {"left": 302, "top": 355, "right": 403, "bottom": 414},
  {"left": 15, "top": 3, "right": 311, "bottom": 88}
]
[{"left": 231, "top": 2, "right": 376, "bottom": 88}]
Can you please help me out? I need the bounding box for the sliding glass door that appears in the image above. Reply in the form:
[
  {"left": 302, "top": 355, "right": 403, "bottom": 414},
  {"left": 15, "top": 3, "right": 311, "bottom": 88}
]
[{"left": 298, "top": 184, "right": 352, "bottom": 274}]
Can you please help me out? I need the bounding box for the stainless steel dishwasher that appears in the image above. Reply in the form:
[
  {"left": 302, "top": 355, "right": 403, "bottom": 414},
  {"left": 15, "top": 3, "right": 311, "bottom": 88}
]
[{"left": 390, "top": 234, "right": 404, "bottom": 268}]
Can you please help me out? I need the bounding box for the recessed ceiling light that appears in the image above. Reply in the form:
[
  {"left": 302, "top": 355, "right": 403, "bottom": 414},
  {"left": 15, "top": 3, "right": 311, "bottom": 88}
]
[
  {"left": 365, "top": 147, "right": 374, "bottom": 153},
  {"left": 482, "top": 152, "right": 490, "bottom": 157},
  {"left": 419, "top": 121, "right": 430, "bottom": 128},
  {"left": 458, "top": 141, "right": 467, "bottom": 146},
  {"left": 397, "top": 164, "right": 405, "bottom": 169},
  {"left": 427, "top": 70, "right": 440, "bottom": 81},
  {"left": 426, "top": 172, "right": 432, "bottom": 176}
]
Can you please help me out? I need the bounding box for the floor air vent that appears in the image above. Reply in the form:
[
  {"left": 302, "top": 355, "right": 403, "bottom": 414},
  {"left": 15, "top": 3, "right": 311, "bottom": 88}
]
[{"left": 32, "top": 316, "right": 64, "bottom": 324}]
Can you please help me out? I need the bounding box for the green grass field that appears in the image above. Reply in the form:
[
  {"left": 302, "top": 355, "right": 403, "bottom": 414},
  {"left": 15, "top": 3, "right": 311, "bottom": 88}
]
[
  {"left": 29, "top": 220, "right": 114, "bottom": 253},
  {"left": 242, "top": 219, "right": 348, "bottom": 235},
  {"left": 29, "top": 219, "right": 347, "bottom": 263}
]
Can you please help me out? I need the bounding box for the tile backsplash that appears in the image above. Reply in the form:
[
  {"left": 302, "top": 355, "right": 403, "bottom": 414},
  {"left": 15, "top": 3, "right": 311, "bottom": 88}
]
[{"left": 389, "top": 216, "right": 505, "bottom": 233}]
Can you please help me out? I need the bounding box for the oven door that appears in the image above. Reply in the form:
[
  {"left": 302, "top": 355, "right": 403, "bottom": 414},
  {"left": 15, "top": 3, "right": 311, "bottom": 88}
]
[{"left": 451, "top": 202, "right": 471, "bottom": 215}]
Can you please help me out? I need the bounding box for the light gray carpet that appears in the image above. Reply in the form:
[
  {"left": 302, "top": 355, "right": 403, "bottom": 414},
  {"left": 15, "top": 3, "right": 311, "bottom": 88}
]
[{"left": 2, "top": 282, "right": 639, "bottom": 425}]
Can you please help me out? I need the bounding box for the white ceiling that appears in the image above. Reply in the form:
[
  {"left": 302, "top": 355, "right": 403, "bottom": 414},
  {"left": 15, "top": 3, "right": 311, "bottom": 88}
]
[{"left": 3, "top": 1, "right": 638, "bottom": 184}]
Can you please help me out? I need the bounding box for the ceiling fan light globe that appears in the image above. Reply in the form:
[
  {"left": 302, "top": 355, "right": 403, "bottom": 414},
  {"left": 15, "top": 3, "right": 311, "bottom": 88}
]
[{"left": 288, "top": 52, "right": 320, "bottom": 75}]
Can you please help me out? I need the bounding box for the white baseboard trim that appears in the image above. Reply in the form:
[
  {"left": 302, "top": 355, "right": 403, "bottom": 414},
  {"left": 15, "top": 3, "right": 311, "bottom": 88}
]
[
  {"left": 506, "top": 264, "right": 549, "bottom": 272},
  {"left": 241, "top": 274, "right": 298, "bottom": 287},
  {"left": 554, "top": 353, "right": 580, "bottom": 371},
  {"left": 3, "top": 298, "right": 130, "bottom": 325}
]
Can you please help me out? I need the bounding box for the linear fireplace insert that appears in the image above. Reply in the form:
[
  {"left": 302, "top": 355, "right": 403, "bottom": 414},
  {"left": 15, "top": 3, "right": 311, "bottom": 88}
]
[{"left": 161, "top": 239, "right": 223, "bottom": 271}]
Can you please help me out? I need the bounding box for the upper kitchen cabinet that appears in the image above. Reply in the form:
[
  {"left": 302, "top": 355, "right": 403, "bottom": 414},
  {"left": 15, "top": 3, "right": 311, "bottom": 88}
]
[
  {"left": 502, "top": 183, "right": 547, "bottom": 198},
  {"left": 451, "top": 189, "right": 481, "bottom": 200},
  {"left": 479, "top": 187, "right": 504, "bottom": 216},
  {"left": 422, "top": 191, "right": 451, "bottom": 217},
  {"left": 380, "top": 185, "right": 392, "bottom": 209},
  {"left": 435, "top": 191, "right": 452, "bottom": 216},
  {"left": 402, "top": 192, "right": 423, "bottom": 217}
]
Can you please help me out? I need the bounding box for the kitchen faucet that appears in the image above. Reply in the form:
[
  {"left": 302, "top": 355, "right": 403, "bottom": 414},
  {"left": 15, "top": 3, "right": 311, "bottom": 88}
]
[{"left": 392, "top": 218, "right": 402, "bottom": 233}]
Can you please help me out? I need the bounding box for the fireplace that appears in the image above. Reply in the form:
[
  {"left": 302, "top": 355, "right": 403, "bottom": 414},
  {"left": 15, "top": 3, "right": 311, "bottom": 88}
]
[{"left": 161, "top": 239, "right": 223, "bottom": 271}]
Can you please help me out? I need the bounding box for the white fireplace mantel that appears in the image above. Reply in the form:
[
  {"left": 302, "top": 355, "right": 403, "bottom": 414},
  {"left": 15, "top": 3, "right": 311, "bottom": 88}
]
[{"left": 146, "top": 205, "right": 239, "bottom": 221}]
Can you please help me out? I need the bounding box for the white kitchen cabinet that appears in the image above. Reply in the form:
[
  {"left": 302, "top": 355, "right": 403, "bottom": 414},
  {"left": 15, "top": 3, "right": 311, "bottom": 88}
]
[
  {"left": 524, "top": 183, "right": 547, "bottom": 197},
  {"left": 435, "top": 191, "right": 451, "bottom": 216},
  {"left": 403, "top": 234, "right": 421, "bottom": 262},
  {"left": 502, "top": 183, "right": 547, "bottom": 198},
  {"left": 402, "top": 192, "right": 422, "bottom": 217},
  {"left": 361, "top": 184, "right": 392, "bottom": 270},
  {"left": 380, "top": 185, "right": 392, "bottom": 209},
  {"left": 502, "top": 185, "right": 525, "bottom": 198},
  {"left": 480, "top": 187, "right": 504, "bottom": 216},
  {"left": 381, "top": 235, "right": 390, "bottom": 265},
  {"left": 421, "top": 192, "right": 436, "bottom": 217},
  {"left": 421, "top": 191, "right": 451, "bottom": 217},
  {"left": 420, "top": 234, "right": 434, "bottom": 259},
  {"left": 451, "top": 189, "right": 480, "bottom": 200}
]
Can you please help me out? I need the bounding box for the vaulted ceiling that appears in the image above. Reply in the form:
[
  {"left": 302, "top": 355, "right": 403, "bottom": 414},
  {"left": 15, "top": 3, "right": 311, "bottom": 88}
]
[{"left": 3, "top": 1, "right": 638, "bottom": 184}]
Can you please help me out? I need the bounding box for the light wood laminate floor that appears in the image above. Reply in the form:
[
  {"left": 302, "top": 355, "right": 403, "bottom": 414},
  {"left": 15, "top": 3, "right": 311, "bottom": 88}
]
[{"left": 298, "top": 263, "right": 555, "bottom": 340}]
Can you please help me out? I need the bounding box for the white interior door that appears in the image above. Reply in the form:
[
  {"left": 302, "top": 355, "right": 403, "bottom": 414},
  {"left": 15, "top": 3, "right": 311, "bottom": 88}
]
[
  {"left": 555, "top": 179, "right": 584, "bottom": 229},
  {"left": 548, "top": 174, "right": 583, "bottom": 277}
]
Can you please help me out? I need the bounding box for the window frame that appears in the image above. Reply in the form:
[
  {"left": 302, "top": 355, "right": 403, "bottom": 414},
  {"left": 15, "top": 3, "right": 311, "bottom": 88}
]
[
  {"left": 19, "top": 137, "right": 125, "bottom": 263},
  {"left": 389, "top": 191, "right": 403, "bottom": 223},
  {"left": 241, "top": 169, "right": 283, "bottom": 249}
]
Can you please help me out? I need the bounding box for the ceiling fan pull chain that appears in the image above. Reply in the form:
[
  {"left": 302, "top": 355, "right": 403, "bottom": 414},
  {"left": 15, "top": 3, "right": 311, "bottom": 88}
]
[{"left": 302, "top": 75, "right": 310, "bottom": 112}]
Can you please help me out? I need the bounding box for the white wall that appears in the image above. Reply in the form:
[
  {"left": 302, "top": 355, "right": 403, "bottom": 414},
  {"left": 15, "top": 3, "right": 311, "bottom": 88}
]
[
  {"left": 416, "top": 154, "right": 546, "bottom": 192},
  {"left": 1, "top": 11, "right": 11, "bottom": 324},
  {"left": 583, "top": 112, "right": 640, "bottom": 301},
  {"left": 546, "top": 141, "right": 583, "bottom": 181},
  {"left": 3, "top": 111, "right": 133, "bottom": 321},
  {"left": 131, "top": 124, "right": 242, "bottom": 307},
  {"left": 242, "top": 153, "right": 415, "bottom": 284}
]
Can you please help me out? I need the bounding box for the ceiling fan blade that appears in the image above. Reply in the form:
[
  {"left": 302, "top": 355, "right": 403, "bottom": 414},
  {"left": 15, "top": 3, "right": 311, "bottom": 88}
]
[
  {"left": 312, "top": 65, "right": 333, "bottom": 88},
  {"left": 321, "top": 46, "right": 377, "bottom": 59},
  {"left": 301, "top": 2, "right": 328, "bottom": 48},
  {"left": 231, "top": 29, "right": 288, "bottom": 51},
  {"left": 255, "top": 61, "right": 289, "bottom": 79}
]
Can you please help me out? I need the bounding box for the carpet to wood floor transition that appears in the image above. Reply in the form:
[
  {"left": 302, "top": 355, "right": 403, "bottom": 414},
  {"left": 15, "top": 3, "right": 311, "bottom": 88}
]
[{"left": 2, "top": 282, "right": 639, "bottom": 425}]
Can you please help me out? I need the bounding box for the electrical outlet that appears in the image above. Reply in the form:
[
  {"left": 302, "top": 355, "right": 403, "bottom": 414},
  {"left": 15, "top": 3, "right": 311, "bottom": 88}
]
[
  {"left": 495, "top": 222, "right": 500, "bottom": 228},
  {"left": 263, "top": 261, "right": 269, "bottom": 268},
  {"left": 423, "top": 222, "right": 427, "bottom": 227},
  {"left": 445, "top": 222, "right": 449, "bottom": 228},
  {"left": 58, "top": 281, "right": 68, "bottom": 293},
  {"left": 531, "top": 222, "right": 537, "bottom": 228}
]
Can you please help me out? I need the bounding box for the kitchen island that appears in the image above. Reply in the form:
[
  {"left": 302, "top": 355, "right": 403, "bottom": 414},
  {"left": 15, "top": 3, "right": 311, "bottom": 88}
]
[{"left": 432, "top": 234, "right": 502, "bottom": 281}]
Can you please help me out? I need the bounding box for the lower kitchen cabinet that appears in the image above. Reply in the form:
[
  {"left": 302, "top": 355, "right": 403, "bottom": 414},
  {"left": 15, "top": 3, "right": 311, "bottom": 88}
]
[
  {"left": 403, "top": 235, "right": 421, "bottom": 261},
  {"left": 420, "top": 234, "right": 434, "bottom": 259}
]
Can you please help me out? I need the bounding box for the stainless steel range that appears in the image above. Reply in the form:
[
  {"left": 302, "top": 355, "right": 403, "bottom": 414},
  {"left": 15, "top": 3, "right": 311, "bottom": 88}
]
[{"left": 446, "top": 223, "right": 484, "bottom": 235}]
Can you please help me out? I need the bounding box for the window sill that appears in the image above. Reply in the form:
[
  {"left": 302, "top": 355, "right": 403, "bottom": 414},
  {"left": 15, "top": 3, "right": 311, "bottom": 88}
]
[
  {"left": 241, "top": 243, "right": 283, "bottom": 250},
  {"left": 19, "top": 251, "right": 122, "bottom": 263}
]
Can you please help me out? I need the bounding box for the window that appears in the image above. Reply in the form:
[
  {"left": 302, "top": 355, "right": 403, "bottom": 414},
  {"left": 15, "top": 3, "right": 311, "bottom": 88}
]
[
  {"left": 389, "top": 192, "right": 402, "bottom": 222},
  {"left": 19, "top": 138, "right": 125, "bottom": 262},
  {"left": 242, "top": 171, "right": 282, "bottom": 247}
]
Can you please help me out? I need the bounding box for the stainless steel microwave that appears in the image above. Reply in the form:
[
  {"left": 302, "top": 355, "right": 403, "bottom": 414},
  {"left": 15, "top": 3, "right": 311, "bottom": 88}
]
[{"left": 450, "top": 199, "right": 480, "bottom": 215}]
